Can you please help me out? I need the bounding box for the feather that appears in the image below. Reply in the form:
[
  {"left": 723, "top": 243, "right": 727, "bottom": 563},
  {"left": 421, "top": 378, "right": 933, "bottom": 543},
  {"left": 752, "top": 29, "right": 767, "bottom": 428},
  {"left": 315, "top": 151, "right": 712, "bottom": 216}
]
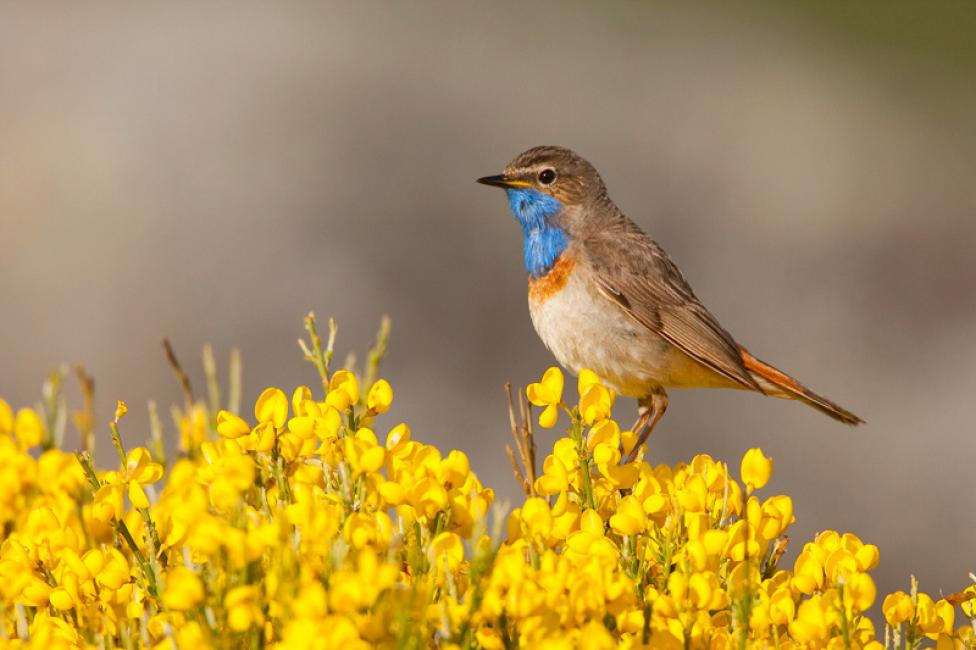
[{"left": 584, "top": 217, "right": 763, "bottom": 391}]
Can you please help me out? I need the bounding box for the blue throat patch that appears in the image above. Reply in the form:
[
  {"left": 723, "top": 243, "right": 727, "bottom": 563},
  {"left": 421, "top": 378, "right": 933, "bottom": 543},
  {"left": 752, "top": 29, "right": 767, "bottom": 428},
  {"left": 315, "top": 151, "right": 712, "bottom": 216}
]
[{"left": 505, "top": 188, "right": 568, "bottom": 278}]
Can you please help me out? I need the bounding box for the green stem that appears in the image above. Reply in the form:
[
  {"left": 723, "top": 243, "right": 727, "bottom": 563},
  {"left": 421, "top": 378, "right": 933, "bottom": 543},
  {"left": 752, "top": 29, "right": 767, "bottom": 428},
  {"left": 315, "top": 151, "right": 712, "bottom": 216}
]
[
  {"left": 579, "top": 456, "right": 597, "bottom": 510},
  {"left": 140, "top": 506, "right": 166, "bottom": 570},
  {"left": 76, "top": 452, "right": 101, "bottom": 491},
  {"left": 110, "top": 421, "right": 127, "bottom": 465},
  {"left": 202, "top": 344, "right": 221, "bottom": 416},
  {"left": 569, "top": 416, "right": 597, "bottom": 510},
  {"left": 269, "top": 449, "right": 293, "bottom": 504},
  {"left": 301, "top": 313, "right": 333, "bottom": 395},
  {"left": 363, "top": 316, "right": 392, "bottom": 393},
  {"left": 147, "top": 401, "right": 166, "bottom": 467},
  {"left": 837, "top": 588, "right": 852, "bottom": 649},
  {"left": 115, "top": 519, "right": 159, "bottom": 598},
  {"left": 228, "top": 347, "right": 243, "bottom": 416},
  {"left": 41, "top": 368, "right": 64, "bottom": 451},
  {"left": 736, "top": 555, "right": 754, "bottom": 650}
]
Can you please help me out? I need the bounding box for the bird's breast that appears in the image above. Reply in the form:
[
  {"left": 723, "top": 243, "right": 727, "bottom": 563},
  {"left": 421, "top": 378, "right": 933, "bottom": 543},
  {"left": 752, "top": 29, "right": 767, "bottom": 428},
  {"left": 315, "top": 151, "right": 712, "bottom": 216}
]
[
  {"left": 528, "top": 256, "right": 735, "bottom": 396},
  {"left": 527, "top": 253, "right": 576, "bottom": 304},
  {"left": 528, "top": 257, "right": 652, "bottom": 396}
]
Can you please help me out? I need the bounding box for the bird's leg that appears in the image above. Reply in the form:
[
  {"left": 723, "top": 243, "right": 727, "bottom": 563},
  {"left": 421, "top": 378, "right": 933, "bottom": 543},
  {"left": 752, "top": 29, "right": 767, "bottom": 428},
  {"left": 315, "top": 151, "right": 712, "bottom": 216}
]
[
  {"left": 625, "top": 388, "right": 668, "bottom": 464},
  {"left": 628, "top": 405, "right": 652, "bottom": 446}
]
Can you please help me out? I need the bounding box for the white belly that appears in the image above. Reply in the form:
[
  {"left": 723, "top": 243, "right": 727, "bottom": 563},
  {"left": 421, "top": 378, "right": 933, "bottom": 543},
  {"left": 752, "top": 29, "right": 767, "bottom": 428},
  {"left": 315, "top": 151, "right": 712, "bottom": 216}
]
[{"left": 528, "top": 271, "right": 734, "bottom": 397}]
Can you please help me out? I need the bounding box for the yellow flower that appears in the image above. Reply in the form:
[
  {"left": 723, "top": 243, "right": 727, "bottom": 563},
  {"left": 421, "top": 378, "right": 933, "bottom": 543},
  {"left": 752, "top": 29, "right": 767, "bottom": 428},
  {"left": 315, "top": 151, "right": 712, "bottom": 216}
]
[
  {"left": 961, "top": 586, "right": 976, "bottom": 618},
  {"left": 122, "top": 447, "right": 164, "bottom": 510},
  {"left": 292, "top": 385, "right": 313, "bottom": 415},
  {"left": 676, "top": 475, "right": 708, "bottom": 513},
  {"left": 0, "top": 326, "right": 966, "bottom": 649},
  {"left": 123, "top": 447, "right": 163, "bottom": 484},
  {"left": 882, "top": 591, "right": 914, "bottom": 625},
  {"left": 792, "top": 548, "right": 825, "bottom": 594},
  {"left": 526, "top": 367, "right": 564, "bottom": 429},
  {"left": 414, "top": 479, "right": 449, "bottom": 521},
  {"left": 769, "top": 587, "right": 796, "bottom": 625},
  {"left": 843, "top": 572, "right": 876, "bottom": 613},
  {"left": 326, "top": 370, "right": 360, "bottom": 411},
  {"left": 0, "top": 398, "right": 13, "bottom": 435},
  {"left": 757, "top": 495, "right": 794, "bottom": 540},
  {"left": 534, "top": 453, "right": 571, "bottom": 496},
  {"left": 344, "top": 429, "right": 386, "bottom": 476},
  {"left": 92, "top": 480, "right": 125, "bottom": 523},
  {"left": 915, "top": 593, "right": 953, "bottom": 636},
  {"left": 49, "top": 585, "right": 75, "bottom": 610},
  {"left": 216, "top": 410, "right": 251, "bottom": 439},
  {"left": 225, "top": 585, "right": 264, "bottom": 631},
  {"left": 688, "top": 571, "right": 725, "bottom": 610},
  {"left": 566, "top": 509, "right": 618, "bottom": 562},
  {"left": 385, "top": 422, "right": 412, "bottom": 454},
  {"left": 367, "top": 379, "right": 393, "bottom": 414},
  {"left": 93, "top": 548, "right": 131, "bottom": 591},
  {"left": 163, "top": 566, "right": 204, "bottom": 611},
  {"left": 577, "top": 369, "right": 602, "bottom": 396},
  {"left": 609, "top": 495, "right": 646, "bottom": 536},
  {"left": 740, "top": 447, "right": 773, "bottom": 491},
  {"left": 520, "top": 497, "right": 554, "bottom": 542},
  {"left": 255, "top": 387, "right": 289, "bottom": 428},
  {"left": 114, "top": 400, "right": 128, "bottom": 422},
  {"left": 20, "top": 577, "right": 53, "bottom": 607},
  {"left": 724, "top": 519, "right": 760, "bottom": 562},
  {"left": 577, "top": 370, "right": 614, "bottom": 425},
  {"left": 14, "top": 407, "right": 44, "bottom": 447},
  {"left": 790, "top": 595, "right": 828, "bottom": 643},
  {"left": 477, "top": 628, "right": 504, "bottom": 650},
  {"left": 438, "top": 450, "right": 471, "bottom": 487},
  {"left": 289, "top": 400, "right": 342, "bottom": 441},
  {"left": 429, "top": 531, "right": 464, "bottom": 570},
  {"left": 855, "top": 543, "right": 880, "bottom": 571},
  {"left": 240, "top": 421, "right": 277, "bottom": 452}
]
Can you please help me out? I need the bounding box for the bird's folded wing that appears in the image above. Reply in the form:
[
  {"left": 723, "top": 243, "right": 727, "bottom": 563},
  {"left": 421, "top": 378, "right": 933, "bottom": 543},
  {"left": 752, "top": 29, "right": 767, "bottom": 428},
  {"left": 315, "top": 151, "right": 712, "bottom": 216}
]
[{"left": 585, "top": 224, "right": 762, "bottom": 391}]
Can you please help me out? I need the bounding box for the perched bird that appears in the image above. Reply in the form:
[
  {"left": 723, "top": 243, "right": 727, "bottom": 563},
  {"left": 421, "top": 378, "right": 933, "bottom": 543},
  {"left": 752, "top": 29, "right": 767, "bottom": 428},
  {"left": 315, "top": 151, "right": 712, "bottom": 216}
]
[{"left": 478, "top": 146, "right": 862, "bottom": 457}]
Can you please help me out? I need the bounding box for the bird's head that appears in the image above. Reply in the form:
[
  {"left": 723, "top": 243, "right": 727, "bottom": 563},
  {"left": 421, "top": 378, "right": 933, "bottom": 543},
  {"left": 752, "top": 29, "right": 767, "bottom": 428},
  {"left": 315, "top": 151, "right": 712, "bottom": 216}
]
[
  {"left": 478, "top": 146, "right": 609, "bottom": 276},
  {"left": 477, "top": 145, "right": 607, "bottom": 228}
]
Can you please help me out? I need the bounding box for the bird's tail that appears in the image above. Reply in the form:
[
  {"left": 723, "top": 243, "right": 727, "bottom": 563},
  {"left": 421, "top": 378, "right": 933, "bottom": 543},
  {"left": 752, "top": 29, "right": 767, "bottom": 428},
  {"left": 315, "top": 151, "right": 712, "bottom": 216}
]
[{"left": 739, "top": 347, "right": 864, "bottom": 425}]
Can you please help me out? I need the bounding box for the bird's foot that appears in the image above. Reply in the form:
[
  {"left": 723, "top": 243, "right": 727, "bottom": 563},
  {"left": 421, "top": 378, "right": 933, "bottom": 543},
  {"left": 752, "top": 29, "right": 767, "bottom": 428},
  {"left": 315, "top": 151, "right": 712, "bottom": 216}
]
[{"left": 623, "top": 390, "right": 668, "bottom": 464}]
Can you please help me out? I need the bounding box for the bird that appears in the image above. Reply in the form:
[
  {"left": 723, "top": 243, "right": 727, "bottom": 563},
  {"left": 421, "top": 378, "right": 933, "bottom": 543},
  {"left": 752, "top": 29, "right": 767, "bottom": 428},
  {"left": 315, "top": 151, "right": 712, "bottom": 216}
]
[{"left": 477, "top": 145, "right": 862, "bottom": 459}]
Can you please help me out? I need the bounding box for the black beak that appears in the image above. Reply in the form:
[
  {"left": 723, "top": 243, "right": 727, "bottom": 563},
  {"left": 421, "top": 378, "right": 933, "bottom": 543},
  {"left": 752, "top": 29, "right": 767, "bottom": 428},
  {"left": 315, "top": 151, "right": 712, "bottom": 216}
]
[{"left": 476, "top": 174, "right": 513, "bottom": 189}]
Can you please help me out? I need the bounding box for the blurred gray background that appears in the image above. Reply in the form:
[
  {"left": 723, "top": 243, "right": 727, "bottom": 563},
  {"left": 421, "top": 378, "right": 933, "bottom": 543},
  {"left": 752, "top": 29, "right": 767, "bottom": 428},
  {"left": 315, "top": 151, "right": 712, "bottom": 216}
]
[{"left": 2, "top": 2, "right": 974, "bottom": 607}]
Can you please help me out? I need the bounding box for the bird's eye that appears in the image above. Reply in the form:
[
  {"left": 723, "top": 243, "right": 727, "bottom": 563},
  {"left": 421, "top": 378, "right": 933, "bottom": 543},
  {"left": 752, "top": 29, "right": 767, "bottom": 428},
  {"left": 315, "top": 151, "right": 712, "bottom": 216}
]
[{"left": 537, "top": 168, "right": 557, "bottom": 185}]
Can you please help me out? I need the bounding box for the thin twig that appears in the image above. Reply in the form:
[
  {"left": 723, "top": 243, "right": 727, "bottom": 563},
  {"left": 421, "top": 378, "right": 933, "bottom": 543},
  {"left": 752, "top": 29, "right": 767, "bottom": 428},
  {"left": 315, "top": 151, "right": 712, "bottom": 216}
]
[
  {"left": 147, "top": 400, "right": 165, "bottom": 466},
  {"left": 519, "top": 389, "right": 536, "bottom": 488},
  {"left": 764, "top": 535, "right": 790, "bottom": 579},
  {"left": 41, "top": 367, "right": 65, "bottom": 450},
  {"left": 505, "top": 445, "right": 528, "bottom": 495},
  {"left": 504, "top": 384, "right": 536, "bottom": 497},
  {"left": 74, "top": 365, "right": 96, "bottom": 456},
  {"left": 228, "top": 347, "right": 242, "bottom": 415},
  {"left": 109, "top": 421, "right": 127, "bottom": 466},
  {"left": 299, "top": 312, "right": 331, "bottom": 395},
  {"left": 363, "top": 315, "right": 392, "bottom": 392},
  {"left": 162, "top": 338, "right": 194, "bottom": 412},
  {"left": 202, "top": 344, "right": 220, "bottom": 415},
  {"left": 75, "top": 451, "right": 100, "bottom": 491},
  {"left": 116, "top": 519, "right": 159, "bottom": 598}
]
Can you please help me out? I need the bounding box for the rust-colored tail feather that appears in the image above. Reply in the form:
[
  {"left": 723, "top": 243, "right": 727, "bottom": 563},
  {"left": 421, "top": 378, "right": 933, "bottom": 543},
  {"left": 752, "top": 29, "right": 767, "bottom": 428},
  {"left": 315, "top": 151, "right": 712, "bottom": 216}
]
[{"left": 739, "top": 348, "right": 864, "bottom": 425}]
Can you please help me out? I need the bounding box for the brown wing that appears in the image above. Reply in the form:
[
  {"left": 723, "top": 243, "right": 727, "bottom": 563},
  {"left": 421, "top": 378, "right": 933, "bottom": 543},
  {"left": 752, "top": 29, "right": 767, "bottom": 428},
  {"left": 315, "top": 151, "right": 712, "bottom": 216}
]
[{"left": 583, "top": 218, "right": 762, "bottom": 391}]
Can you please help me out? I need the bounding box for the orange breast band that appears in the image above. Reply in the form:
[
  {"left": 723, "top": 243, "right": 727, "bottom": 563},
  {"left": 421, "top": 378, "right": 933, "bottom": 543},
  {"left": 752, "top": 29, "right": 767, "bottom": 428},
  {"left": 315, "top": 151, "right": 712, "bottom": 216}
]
[{"left": 528, "top": 254, "right": 576, "bottom": 303}]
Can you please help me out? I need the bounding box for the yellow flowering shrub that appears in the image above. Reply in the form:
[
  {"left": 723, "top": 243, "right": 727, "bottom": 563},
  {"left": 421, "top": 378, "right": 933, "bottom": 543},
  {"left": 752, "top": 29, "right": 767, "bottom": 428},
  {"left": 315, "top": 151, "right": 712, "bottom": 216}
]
[{"left": 0, "top": 314, "right": 972, "bottom": 649}]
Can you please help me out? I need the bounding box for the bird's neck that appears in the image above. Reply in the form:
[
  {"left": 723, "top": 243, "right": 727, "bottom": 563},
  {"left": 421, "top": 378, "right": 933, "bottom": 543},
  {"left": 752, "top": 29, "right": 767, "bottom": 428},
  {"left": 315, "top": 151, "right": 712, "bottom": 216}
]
[{"left": 506, "top": 188, "right": 569, "bottom": 278}]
